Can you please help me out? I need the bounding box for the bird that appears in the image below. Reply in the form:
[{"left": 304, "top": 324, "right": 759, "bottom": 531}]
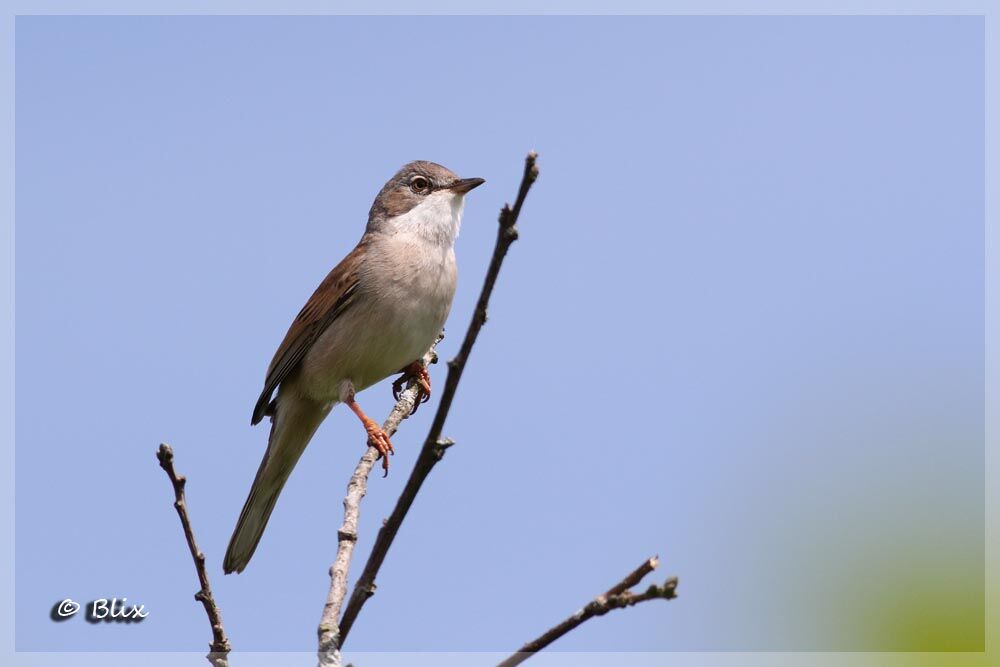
[{"left": 223, "top": 161, "right": 485, "bottom": 574}]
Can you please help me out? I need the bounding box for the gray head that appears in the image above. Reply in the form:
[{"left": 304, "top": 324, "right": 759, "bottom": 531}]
[{"left": 367, "top": 161, "right": 485, "bottom": 242}]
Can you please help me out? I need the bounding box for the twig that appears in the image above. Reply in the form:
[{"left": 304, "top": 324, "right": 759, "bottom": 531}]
[
  {"left": 336, "top": 151, "right": 540, "bottom": 647},
  {"left": 497, "top": 556, "right": 678, "bottom": 667},
  {"left": 316, "top": 342, "right": 441, "bottom": 666},
  {"left": 157, "top": 444, "right": 232, "bottom": 667}
]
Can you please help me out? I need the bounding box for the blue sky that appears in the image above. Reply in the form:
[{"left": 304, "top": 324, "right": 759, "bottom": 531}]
[{"left": 14, "top": 15, "right": 984, "bottom": 655}]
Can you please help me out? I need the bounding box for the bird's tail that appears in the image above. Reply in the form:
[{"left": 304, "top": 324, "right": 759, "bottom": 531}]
[{"left": 224, "top": 396, "right": 330, "bottom": 574}]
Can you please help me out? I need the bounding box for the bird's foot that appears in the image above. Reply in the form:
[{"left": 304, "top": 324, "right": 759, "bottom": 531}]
[
  {"left": 392, "top": 361, "right": 432, "bottom": 414},
  {"left": 363, "top": 418, "right": 394, "bottom": 476}
]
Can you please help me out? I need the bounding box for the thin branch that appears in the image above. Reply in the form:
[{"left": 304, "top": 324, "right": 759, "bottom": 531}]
[
  {"left": 336, "top": 151, "right": 540, "bottom": 647},
  {"left": 156, "top": 443, "right": 232, "bottom": 667},
  {"left": 603, "top": 556, "right": 660, "bottom": 597},
  {"left": 497, "top": 557, "right": 678, "bottom": 667},
  {"left": 316, "top": 341, "right": 441, "bottom": 666}
]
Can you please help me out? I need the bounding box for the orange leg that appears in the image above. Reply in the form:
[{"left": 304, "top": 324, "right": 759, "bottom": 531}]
[
  {"left": 346, "top": 399, "right": 394, "bottom": 476},
  {"left": 391, "top": 361, "right": 432, "bottom": 414}
]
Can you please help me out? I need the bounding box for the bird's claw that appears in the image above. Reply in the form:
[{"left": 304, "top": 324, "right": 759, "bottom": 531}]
[
  {"left": 364, "top": 421, "right": 394, "bottom": 477},
  {"left": 392, "top": 362, "right": 432, "bottom": 415},
  {"left": 391, "top": 375, "right": 406, "bottom": 402}
]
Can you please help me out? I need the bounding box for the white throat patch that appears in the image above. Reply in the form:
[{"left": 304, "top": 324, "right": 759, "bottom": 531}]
[{"left": 389, "top": 190, "right": 465, "bottom": 246}]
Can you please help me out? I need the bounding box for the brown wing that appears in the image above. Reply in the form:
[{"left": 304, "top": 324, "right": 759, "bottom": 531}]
[{"left": 251, "top": 241, "right": 367, "bottom": 425}]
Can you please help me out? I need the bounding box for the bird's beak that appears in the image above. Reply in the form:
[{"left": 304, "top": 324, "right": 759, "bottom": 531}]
[{"left": 449, "top": 177, "right": 486, "bottom": 194}]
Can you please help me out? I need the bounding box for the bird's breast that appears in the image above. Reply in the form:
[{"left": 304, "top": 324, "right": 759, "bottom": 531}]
[{"left": 298, "top": 235, "right": 457, "bottom": 401}]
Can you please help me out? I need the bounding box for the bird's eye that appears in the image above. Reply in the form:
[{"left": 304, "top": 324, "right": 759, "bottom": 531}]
[{"left": 410, "top": 176, "right": 430, "bottom": 194}]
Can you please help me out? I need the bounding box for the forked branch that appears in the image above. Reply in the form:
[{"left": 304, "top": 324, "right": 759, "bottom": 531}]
[
  {"left": 318, "top": 153, "right": 539, "bottom": 664},
  {"left": 497, "top": 556, "right": 678, "bottom": 667}
]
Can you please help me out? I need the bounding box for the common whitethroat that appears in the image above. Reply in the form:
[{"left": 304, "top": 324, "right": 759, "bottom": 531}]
[{"left": 224, "top": 161, "right": 484, "bottom": 574}]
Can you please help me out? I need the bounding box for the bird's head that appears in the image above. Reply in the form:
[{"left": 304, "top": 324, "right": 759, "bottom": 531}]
[{"left": 367, "top": 161, "right": 485, "bottom": 244}]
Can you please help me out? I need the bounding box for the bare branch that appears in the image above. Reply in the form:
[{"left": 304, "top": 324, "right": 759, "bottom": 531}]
[
  {"left": 156, "top": 443, "right": 232, "bottom": 667},
  {"left": 316, "top": 342, "right": 441, "bottom": 666},
  {"left": 497, "top": 557, "right": 678, "bottom": 667},
  {"left": 335, "top": 151, "right": 540, "bottom": 647},
  {"left": 603, "top": 555, "right": 659, "bottom": 597}
]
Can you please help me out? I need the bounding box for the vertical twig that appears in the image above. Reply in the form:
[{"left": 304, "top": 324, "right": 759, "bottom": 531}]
[{"left": 157, "top": 443, "right": 232, "bottom": 667}]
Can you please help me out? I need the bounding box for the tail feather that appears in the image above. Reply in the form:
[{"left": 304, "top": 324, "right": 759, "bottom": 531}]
[
  {"left": 224, "top": 395, "right": 330, "bottom": 574},
  {"left": 223, "top": 446, "right": 286, "bottom": 574}
]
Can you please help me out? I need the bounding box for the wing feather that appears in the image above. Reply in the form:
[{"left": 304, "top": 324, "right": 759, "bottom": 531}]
[{"left": 251, "top": 241, "right": 367, "bottom": 425}]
